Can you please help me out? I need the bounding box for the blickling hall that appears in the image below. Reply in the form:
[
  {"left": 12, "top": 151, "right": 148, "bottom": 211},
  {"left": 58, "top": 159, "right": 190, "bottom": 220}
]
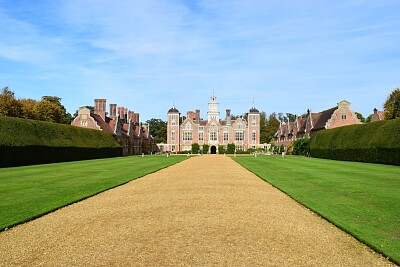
[{"left": 162, "top": 95, "right": 261, "bottom": 154}]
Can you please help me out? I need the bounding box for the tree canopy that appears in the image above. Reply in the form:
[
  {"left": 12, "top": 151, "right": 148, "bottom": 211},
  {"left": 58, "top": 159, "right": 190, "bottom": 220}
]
[
  {"left": 146, "top": 118, "right": 167, "bottom": 143},
  {"left": 384, "top": 88, "right": 400, "bottom": 120},
  {"left": 0, "top": 87, "right": 72, "bottom": 124}
]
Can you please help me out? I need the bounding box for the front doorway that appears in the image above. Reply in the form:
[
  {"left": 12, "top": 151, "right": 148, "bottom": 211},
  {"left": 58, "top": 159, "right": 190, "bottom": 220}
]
[{"left": 210, "top": 146, "right": 217, "bottom": 154}]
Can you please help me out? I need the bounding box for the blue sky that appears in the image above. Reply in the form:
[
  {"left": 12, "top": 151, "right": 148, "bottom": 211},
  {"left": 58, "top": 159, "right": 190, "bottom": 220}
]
[{"left": 1, "top": 0, "right": 399, "bottom": 121}]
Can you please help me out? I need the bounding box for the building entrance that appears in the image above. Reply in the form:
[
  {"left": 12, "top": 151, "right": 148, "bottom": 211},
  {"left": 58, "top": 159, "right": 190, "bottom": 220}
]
[{"left": 211, "top": 146, "right": 217, "bottom": 154}]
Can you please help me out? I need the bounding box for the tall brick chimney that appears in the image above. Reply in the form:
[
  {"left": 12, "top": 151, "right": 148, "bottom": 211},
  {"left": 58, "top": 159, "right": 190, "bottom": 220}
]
[
  {"left": 124, "top": 108, "right": 128, "bottom": 121},
  {"left": 134, "top": 113, "right": 140, "bottom": 124},
  {"left": 195, "top": 109, "right": 200, "bottom": 121},
  {"left": 109, "top": 104, "right": 117, "bottom": 120},
  {"left": 118, "top": 106, "right": 125, "bottom": 120},
  {"left": 226, "top": 109, "right": 231, "bottom": 125},
  {"left": 94, "top": 99, "right": 106, "bottom": 121},
  {"left": 128, "top": 111, "right": 135, "bottom": 122}
]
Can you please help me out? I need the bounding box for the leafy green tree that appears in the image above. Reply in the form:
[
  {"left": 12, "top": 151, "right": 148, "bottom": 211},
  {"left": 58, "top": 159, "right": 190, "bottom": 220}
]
[
  {"left": 286, "top": 113, "right": 296, "bottom": 122},
  {"left": 192, "top": 143, "right": 200, "bottom": 154},
  {"left": 226, "top": 143, "right": 236, "bottom": 154},
  {"left": 293, "top": 138, "right": 310, "bottom": 155},
  {"left": 0, "top": 87, "right": 23, "bottom": 117},
  {"left": 145, "top": 118, "right": 167, "bottom": 143},
  {"left": 384, "top": 88, "right": 400, "bottom": 120},
  {"left": 202, "top": 144, "right": 209, "bottom": 154},
  {"left": 20, "top": 98, "right": 39, "bottom": 120},
  {"left": 41, "top": 96, "right": 72, "bottom": 124},
  {"left": 355, "top": 112, "right": 365, "bottom": 123},
  {"left": 35, "top": 99, "right": 65, "bottom": 123},
  {"left": 366, "top": 114, "right": 373, "bottom": 123},
  {"left": 259, "top": 112, "right": 268, "bottom": 143},
  {"left": 265, "top": 112, "right": 280, "bottom": 143}
]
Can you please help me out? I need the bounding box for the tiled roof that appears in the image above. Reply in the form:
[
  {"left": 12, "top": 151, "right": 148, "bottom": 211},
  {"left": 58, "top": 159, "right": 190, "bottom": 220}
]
[
  {"left": 91, "top": 114, "right": 115, "bottom": 135},
  {"left": 313, "top": 107, "right": 337, "bottom": 130},
  {"left": 297, "top": 116, "right": 307, "bottom": 133},
  {"left": 280, "top": 124, "right": 287, "bottom": 136},
  {"left": 288, "top": 121, "right": 294, "bottom": 134}
]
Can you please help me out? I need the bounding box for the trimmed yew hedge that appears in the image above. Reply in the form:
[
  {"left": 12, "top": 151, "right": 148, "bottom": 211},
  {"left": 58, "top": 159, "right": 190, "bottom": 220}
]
[
  {"left": 0, "top": 116, "right": 122, "bottom": 167},
  {"left": 309, "top": 118, "right": 400, "bottom": 165}
]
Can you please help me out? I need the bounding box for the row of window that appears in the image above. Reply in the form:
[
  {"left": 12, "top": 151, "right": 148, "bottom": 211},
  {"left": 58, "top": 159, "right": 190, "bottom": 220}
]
[{"left": 172, "top": 131, "right": 257, "bottom": 141}]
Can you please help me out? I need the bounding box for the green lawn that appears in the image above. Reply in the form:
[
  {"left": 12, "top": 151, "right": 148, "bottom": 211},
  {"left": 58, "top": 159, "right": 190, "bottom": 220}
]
[
  {"left": 0, "top": 155, "right": 186, "bottom": 231},
  {"left": 233, "top": 155, "right": 400, "bottom": 264}
]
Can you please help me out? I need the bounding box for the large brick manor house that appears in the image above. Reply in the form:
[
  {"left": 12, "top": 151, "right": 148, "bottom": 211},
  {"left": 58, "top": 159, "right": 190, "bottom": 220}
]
[
  {"left": 274, "top": 100, "right": 362, "bottom": 147},
  {"left": 72, "top": 99, "right": 153, "bottom": 155},
  {"left": 163, "top": 95, "right": 261, "bottom": 154}
]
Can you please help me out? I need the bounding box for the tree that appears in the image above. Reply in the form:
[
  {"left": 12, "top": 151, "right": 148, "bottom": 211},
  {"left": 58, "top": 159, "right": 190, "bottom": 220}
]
[
  {"left": 265, "top": 112, "right": 280, "bottom": 143},
  {"left": 35, "top": 99, "right": 65, "bottom": 123},
  {"left": 146, "top": 118, "right": 167, "bottom": 143},
  {"left": 366, "top": 114, "right": 373, "bottom": 123},
  {"left": 41, "top": 96, "right": 72, "bottom": 124},
  {"left": 20, "top": 98, "right": 39, "bottom": 120},
  {"left": 227, "top": 143, "right": 235, "bottom": 154},
  {"left": 0, "top": 87, "right": 23, "bottom": 117},
  {"left": 293, "top": 138, "right": 310, "bottom": 156},
  {"left": 202, "top": 144, "right": 209, "bottom": 154},
  {"left": 192, "top": 143, "right": 200, "bottom": 154},
  {"left": 259, "top": 112, "right": 268, "bottom": 143},
  {"left": 355, "top": 112, "right": 365, "bottom": 123},
  {"left": 384, "top": 88, "right": 400, "bottom": 120},
  {"left": 286, "top": 113, "right": 296, "bottom": 122}
]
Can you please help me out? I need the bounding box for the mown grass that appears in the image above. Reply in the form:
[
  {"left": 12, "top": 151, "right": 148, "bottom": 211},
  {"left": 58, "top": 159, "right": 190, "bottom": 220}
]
[
  {"left": 0, "top": 155, "right": 186, "bottom": 231},
  {"left": 233, "top": 155, "right": 400, "bottom": 265}
]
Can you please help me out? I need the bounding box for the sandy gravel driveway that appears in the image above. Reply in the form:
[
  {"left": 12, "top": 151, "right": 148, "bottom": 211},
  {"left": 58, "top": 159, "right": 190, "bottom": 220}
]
[{"left": 0, "top": 155, "right": 394, "bottom": 266}]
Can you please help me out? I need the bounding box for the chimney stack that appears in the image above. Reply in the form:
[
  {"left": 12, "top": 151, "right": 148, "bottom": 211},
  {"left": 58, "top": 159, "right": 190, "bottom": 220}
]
[
  {"left": 136, "top": 113, "right": 140, "bottom": 124},
  {"left": 195, "top": 109, "right": 200, "bottom": 121},
  {"left": 118, "top": 106, "right": 125, "bottom": 120},
  {"left": 226, "top": 109, "right": 231, "bottom": 125},
  {"left": 94, "top": 99, "right": 106, "bottom": 121},
  {"left": 109, "top": 104, "right": 117, "bottom": 120}
]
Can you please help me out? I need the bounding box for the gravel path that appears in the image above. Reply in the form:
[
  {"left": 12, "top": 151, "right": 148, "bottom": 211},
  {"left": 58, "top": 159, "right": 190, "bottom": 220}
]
[{"left": 0, "top": 155, "right": 394, "bottom": 266}]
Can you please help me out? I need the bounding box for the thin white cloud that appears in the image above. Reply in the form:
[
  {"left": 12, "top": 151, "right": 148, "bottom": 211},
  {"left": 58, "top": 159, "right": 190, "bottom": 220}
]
[{"left": 1, "top": 0, "right": 399, "bottom": 120}]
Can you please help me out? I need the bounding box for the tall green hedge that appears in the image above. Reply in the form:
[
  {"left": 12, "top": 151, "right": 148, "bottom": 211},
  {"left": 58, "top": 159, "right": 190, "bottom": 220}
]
[
  {"left": 0, "top": 116, "right": 121, "bottom": 167},
  {"left": 310, "top": 118, "right": 400, "bottom": 165}
]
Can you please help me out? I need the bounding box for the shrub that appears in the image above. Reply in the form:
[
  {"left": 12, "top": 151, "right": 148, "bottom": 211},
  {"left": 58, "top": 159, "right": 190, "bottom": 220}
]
[
  {"left": 310, "top": 118, "right": 400, "bottom": 165},
  {"left": 226, "top": 143, "right": 235, "bottom": 154},
  {"left": 286, "top": 141, "right": 294, "bottom": 155},
  {"left": 0, "top": 116, "right": 121, "bottom": 167},
  {"left": 293, "top": 138, "right": 310, "bottom": 155},
  {"left": 191, "top": 143, "right": 200, "bottom": 154},
  {"left": 202, "top": 144, "right": 209, "bottom": 154}
]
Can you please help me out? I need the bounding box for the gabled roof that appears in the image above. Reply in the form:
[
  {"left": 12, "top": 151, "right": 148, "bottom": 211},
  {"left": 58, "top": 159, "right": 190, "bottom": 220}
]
[
  {"left": 280, "top": 124, "right": 287, "bottom": 136},
  {"left": 313, "top": 106, "right": 337, "bottom": 130},
  {"left": 296, "top": 116, "right": 307, "bottom": 133},
  {"left": 287, "top": 121, "right": 294, "bottom": 134},
  {"left": 91, "top": 113, "right": 115, "bottom": 135}
]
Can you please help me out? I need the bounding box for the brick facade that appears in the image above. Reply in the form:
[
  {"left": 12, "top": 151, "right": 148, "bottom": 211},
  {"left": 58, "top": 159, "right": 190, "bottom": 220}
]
[
  {"left": 275, "top": 100, "right": 362, "bottom": 147},
  {"left": 371, "top": 108, "right": 385, "bottom": 122},
  {"left": 72, "top": 99, "right": 153, "bottom": 155},
  {"left": 162, "top": 95, "right": 261, "bottom": 154}
]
